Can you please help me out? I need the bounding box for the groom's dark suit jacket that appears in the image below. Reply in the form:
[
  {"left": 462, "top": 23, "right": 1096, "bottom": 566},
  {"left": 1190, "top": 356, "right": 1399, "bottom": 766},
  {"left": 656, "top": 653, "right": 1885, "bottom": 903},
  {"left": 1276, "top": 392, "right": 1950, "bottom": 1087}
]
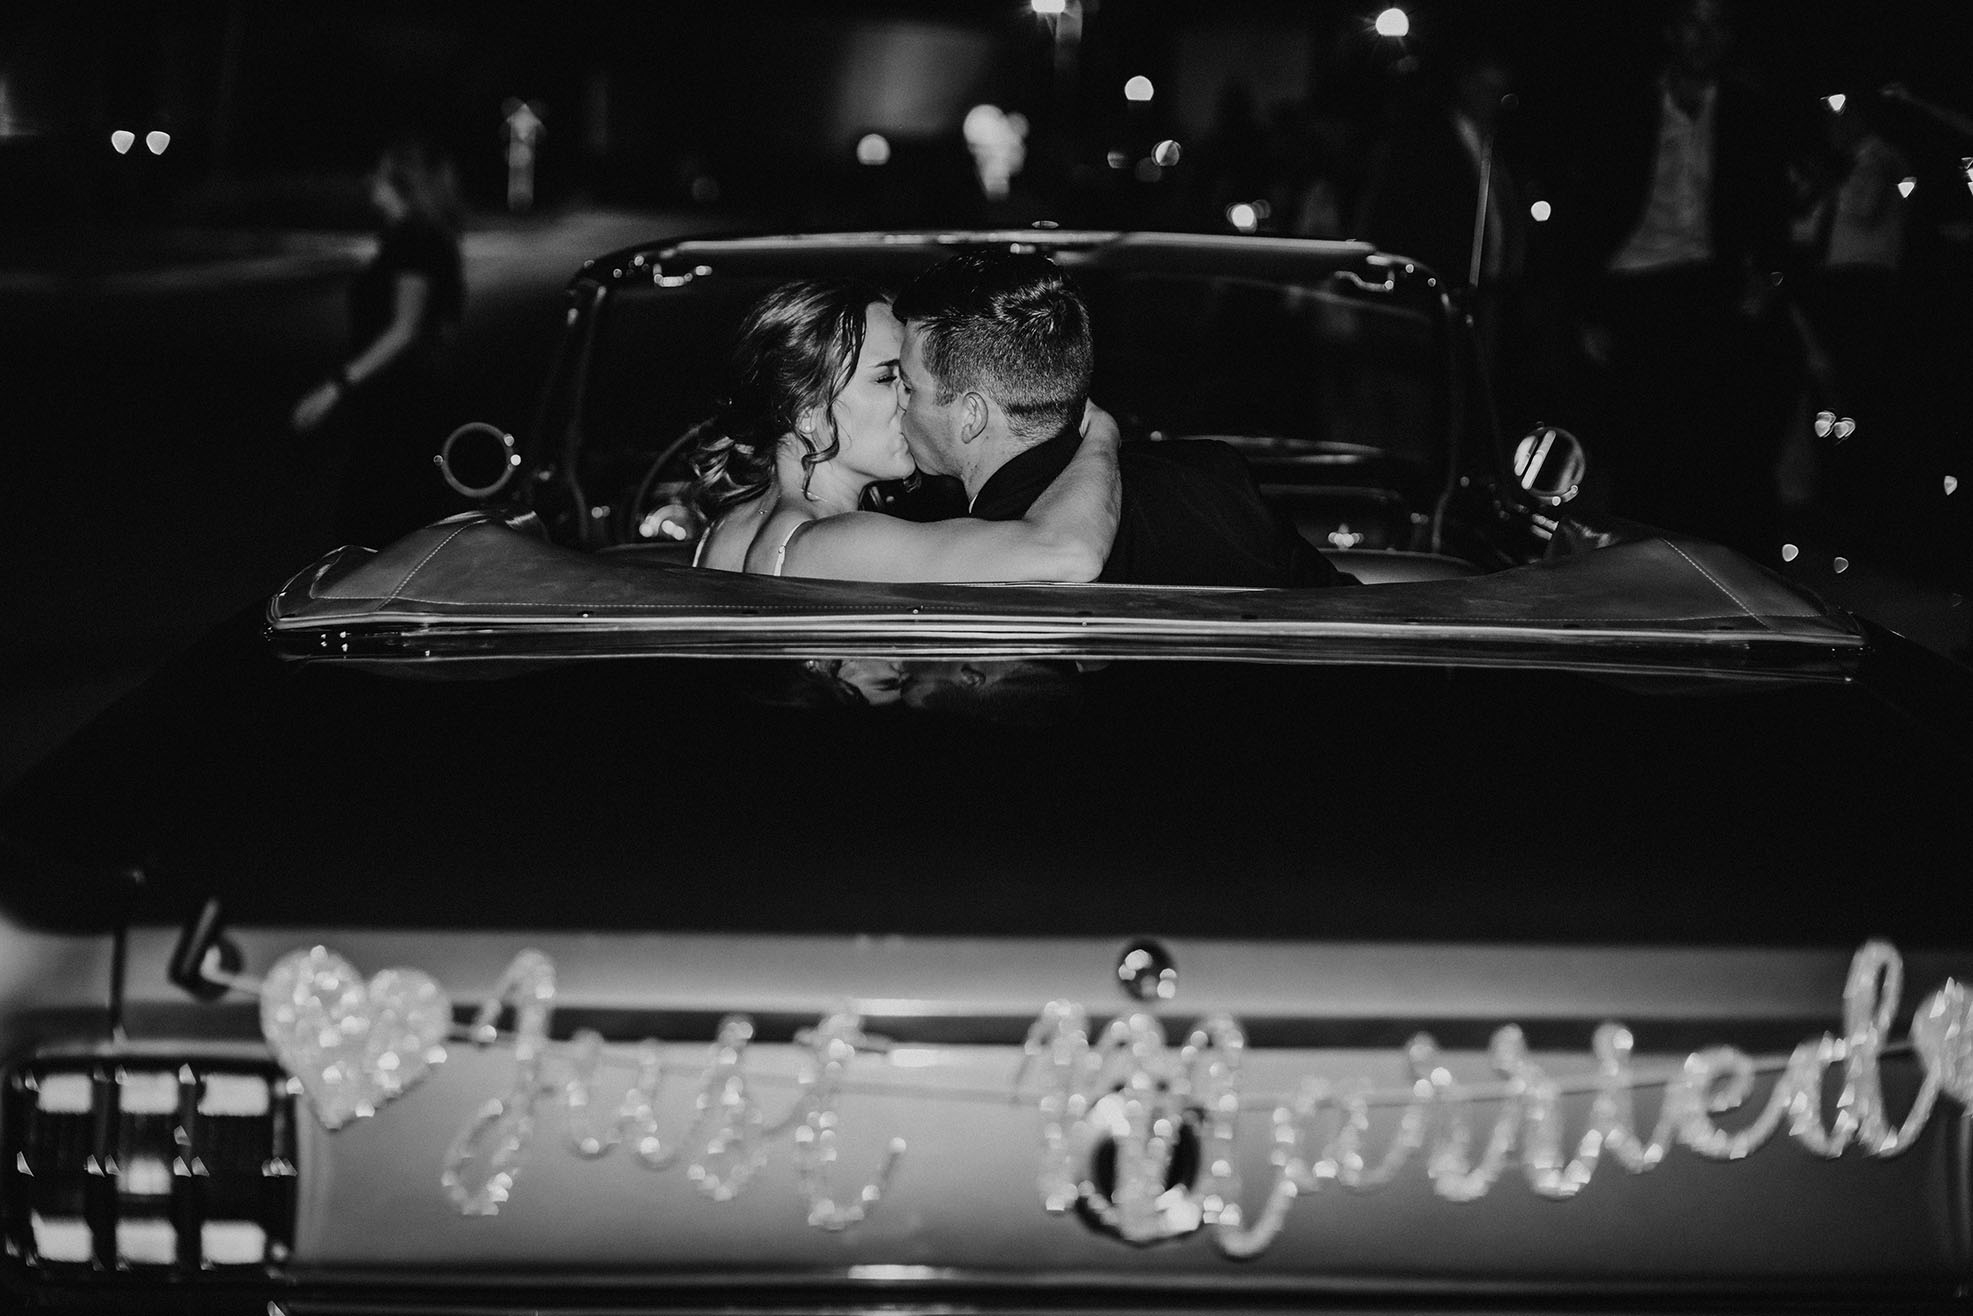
[{"left": 964, "top": 422, "right": 1356, "bottom": 588}]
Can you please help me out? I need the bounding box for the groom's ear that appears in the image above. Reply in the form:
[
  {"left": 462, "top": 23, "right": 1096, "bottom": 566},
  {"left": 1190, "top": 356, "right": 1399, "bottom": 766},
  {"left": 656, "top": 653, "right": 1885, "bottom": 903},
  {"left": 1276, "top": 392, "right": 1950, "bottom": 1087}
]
[{"left": 957, "top": 391, "right": 989, "bottom": 445}]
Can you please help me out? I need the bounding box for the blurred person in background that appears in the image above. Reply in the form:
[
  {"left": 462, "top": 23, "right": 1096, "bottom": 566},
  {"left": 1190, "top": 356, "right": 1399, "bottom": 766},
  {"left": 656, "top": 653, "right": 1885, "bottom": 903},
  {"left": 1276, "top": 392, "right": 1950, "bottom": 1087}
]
[
  {"left": 290, "top": 136, "right": 465, "bottom": 547},
  {"left": 1353, "top": 46, "right": 1553, "bottom": 425},
  {"left": 1186, "top": 80, "right": 1272, "bottom": 233},
  {"left": 1354, "top": 47, "right": 1525, "bottom": 293},
  {"left": 1777, "top": 92, "right": 1914, "bottom": 534},
  {"left": 1873, "top": 81, "right": 1973, "bottom": 589},
  {"left": 1563, "top": 0, "right": 1794, "bottom": 561},
  {"left": 1280, "top": 101, "right": 1353, "bottom": 240}
]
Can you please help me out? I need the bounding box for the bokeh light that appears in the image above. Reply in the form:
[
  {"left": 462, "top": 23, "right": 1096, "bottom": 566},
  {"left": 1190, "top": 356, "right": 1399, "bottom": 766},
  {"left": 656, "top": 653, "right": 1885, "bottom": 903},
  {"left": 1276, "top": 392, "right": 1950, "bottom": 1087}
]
[
  {"left": 963, "top": 104, "right": 1027, "bottom": 201},
  {"left": 1898, "top": 176, "right": 1917, "bottom": 198},
  {"left": 1823, "top": 93, "right": 1847, "bottom": 114},
  {"left": 145, "top": 130, "right": 170, "bottom": 155},
  {"left": 1530, "top": 199, "right": 1552, "bottom": 222},
  {"left": 110, "top": 129, "right": 134, "bottom": 154},
  {"left": 1374, "top": 7, "right": 1410, "bottom": 38},
  {"left": 1123, "top": 76, "right": 1154, "bottom": 103},
  {"left": 1031, "top": 0, "right": 1066, "bottom": 13},
  {"left": 1227, "top": 202, "right": 1259, "bottom": 233},
  {"left": 1153, "top": 139, "right": 1182, "bottom": 167},
  {"left": 855, "top": 133, "right": 891, "bottom": 166}
]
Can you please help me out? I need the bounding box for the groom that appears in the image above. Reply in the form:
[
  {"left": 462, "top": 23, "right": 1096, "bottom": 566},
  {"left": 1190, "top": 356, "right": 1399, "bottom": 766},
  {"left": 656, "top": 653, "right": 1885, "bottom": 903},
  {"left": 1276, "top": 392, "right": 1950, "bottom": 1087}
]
[{"left": 888, "top": 250, "right": 1354, "bottom": 587}]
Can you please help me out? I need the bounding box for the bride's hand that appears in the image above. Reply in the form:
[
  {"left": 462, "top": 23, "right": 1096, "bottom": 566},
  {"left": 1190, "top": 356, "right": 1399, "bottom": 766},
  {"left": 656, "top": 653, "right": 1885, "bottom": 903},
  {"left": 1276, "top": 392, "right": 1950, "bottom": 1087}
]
[{"left": 1079, "top": 399, "right": 1121, "bottom": 446}]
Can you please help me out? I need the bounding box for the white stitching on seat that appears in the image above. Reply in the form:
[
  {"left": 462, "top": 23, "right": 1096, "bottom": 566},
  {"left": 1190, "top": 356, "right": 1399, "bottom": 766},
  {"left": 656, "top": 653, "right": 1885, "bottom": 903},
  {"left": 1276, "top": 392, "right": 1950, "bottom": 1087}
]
[
  {"left": 302, "top": 598, "right": 917, "bottom": 613},
  {"left": 318, "top": 522, "right": 483, "bottom": 602},
  {"left": 1661, "top": 539, "right": 1771, "bottom": 630},
  {"left": 288, "top": 605, "right": 1789, "bottom": 625}
]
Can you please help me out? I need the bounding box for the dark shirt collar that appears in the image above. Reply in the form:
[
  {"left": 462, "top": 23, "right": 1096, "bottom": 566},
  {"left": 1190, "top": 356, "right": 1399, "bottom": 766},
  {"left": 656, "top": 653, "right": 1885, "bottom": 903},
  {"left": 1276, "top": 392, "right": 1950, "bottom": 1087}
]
[{"left": 968, "top": 419, "right": 1081, "bottom": 521}]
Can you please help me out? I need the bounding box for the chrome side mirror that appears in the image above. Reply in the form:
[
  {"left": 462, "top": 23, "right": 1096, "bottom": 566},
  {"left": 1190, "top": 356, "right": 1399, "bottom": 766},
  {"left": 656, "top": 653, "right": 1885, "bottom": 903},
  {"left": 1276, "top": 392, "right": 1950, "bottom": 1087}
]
[
  {"left": 435, "top": 422, "right": 521, "bottom": 500},
  {"left": 1512, "top": 425, "right": 1586, "bottom": 507}
]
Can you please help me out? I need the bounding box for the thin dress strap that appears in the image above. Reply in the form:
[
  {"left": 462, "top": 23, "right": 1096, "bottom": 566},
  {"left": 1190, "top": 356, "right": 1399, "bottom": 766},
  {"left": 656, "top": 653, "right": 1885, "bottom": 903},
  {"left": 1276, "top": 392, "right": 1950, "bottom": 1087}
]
[
  {"left": 771, "top": 518, "right": 812, "bottom": 577},
  {"left": 690, "top": 525, "right": 711, "bottom": 568}
]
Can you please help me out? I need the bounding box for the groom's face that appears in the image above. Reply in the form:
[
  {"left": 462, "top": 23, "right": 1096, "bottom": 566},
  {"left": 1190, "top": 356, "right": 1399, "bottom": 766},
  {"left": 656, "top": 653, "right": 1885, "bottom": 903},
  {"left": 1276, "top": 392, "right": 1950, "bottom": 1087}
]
[{"left": 897, "top": 322, "right": 962, "bottom": 478}]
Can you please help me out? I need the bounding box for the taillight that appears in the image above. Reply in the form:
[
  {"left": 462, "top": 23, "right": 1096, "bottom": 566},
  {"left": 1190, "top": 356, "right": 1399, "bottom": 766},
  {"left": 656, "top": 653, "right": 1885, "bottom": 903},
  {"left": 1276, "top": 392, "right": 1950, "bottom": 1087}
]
[{"left": 4, "top": 1058, "right": 297, "bottom": 1274}]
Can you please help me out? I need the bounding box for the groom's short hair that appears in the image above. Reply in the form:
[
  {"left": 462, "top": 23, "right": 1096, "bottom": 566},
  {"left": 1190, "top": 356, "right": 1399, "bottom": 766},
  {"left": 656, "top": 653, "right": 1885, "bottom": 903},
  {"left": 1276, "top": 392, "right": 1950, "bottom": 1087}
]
[{"left": 893, "top": 251, "right": 1093, "bottom": 443}]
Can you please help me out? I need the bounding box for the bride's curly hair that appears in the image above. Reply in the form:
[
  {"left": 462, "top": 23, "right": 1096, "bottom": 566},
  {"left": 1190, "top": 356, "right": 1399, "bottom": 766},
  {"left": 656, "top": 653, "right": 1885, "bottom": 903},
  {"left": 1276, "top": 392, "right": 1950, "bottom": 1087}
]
[{"left": 687, "top": 278, "right": 891, "bottom": 520}]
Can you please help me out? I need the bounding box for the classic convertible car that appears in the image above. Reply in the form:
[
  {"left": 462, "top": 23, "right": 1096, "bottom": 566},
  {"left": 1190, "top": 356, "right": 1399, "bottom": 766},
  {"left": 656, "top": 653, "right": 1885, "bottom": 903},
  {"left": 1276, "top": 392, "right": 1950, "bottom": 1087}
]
[{"left": 4, "top": 230, "right": 1972, "bottom": 1314}]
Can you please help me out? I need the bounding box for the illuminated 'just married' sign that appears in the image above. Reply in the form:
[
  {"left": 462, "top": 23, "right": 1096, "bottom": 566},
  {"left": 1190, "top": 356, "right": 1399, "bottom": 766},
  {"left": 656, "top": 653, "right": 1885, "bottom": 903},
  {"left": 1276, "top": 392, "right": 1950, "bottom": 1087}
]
[{"left": 251, "top": 940, "right": 1970, "bottom": 1257}]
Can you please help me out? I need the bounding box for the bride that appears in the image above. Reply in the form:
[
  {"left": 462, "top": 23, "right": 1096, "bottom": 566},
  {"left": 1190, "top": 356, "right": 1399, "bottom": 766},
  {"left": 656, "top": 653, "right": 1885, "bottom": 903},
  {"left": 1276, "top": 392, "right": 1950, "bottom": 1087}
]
[{"left": 671, "top": 278, "right": 1120, "bottom": 582}]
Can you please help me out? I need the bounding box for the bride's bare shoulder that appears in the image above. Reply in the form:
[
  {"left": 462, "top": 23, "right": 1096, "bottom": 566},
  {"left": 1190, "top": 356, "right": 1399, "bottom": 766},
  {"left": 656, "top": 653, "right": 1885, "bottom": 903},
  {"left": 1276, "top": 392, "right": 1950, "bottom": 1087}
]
[
  {"left": 749, "top": 507, "right": 828, "bottom": 576},
  {"left": 695, "top": 496, "right": 775, "bottom": 573}
]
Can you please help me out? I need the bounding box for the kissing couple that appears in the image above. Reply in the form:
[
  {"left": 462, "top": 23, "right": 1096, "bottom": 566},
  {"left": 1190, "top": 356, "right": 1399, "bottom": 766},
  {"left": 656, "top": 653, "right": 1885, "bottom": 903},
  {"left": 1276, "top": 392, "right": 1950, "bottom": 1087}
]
[{"left": 660, "top": 249, "right": 1355, "bottom": 589}]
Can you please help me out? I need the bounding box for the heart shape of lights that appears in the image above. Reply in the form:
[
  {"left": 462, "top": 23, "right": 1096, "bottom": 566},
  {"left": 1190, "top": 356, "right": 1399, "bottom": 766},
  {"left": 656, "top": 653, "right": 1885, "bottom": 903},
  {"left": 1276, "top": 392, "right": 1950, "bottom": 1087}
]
[
  {"left": 260, "top": 946, "right": 452, "bottom": 1130},
  {"left": 1812, "top": 411, "right": 1858, "bottom": 442},
  {"left": 1910, "top": 981, "right": 1973, "bottom": 1107}
]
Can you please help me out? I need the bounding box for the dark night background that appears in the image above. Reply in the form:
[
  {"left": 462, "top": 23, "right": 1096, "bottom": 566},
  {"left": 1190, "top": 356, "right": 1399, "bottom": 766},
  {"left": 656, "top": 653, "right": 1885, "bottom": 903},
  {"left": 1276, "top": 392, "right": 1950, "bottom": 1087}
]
[
  {"left": 3, "top": 0, "right": 1970, "bottom": 787},
  {"left": 10, "top": 1, "right": 1973, "bottom": 223}
]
